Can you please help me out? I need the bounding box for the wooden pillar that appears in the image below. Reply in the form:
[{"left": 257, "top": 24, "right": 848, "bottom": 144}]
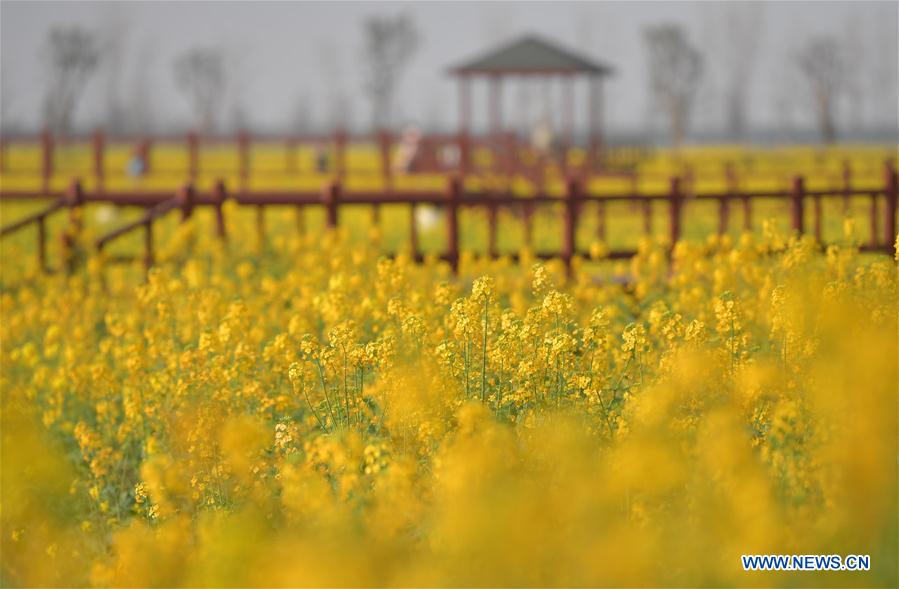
[
  {"left": 488, "top": 76, "right": 503, "bottom": 250},
  {"left": 791, "top": 175, "right": 805, "bottom": 235},
  {"left": 563, "top": 74, "right": 575, "bottom": 171},
  {"left": 669, "top": 176, "right": 684, "bottom": 245},
  {"left": 885, "top": 163, "right": 898, "bottom": 255},
  {"left": 813, "top": 192, "right": 823, "bottom": 243},
  {"left": 63, "top": 179, "right": 84, "bottom": 275},
  {"left": 588, "top": 76, "right": 603, "bottom": 173},
  {"left": 720, "top": 162, "right": 735, "bottom": 235},
  {"left": 409, "top": 203, "right": 419, "bottom": 260},
  {"left": 869, "top": 192, "right": 879, "bottom": 248},
  {"left": 176, "top": 182, "right": 195, "bottom": 222},
  {"left": 446, "top": 175, "right": 461, "bottom": 273},
  {"left": 37, "top": 216, "right": 47, "bottom": 273},
  {"left": 563, "top": 177, "right": 580, "bottom": 271},
  {"left": 212, "top": 179, "right": 228, "bottom": 241},
  {"left": 742, "top": 195, "right": 753, "bottom": 232},
  {"left": 458, "top": 75, "right": 472, "bottom": 176},
  {"left": 143, "top": 221, "right": 154, "bottom": 275},
  {"left": 489, "top": 75, "right": 503, "bottom": 176},
  {"left": 139, "top": 139, "right": 152, "bottom": 175},
  {"left": 505, "top": 130, "right": 518, "bottom": 183},
  {"left": 323, "top": 179, "right": 340, "bottom": 229},
  {"left": 93, "top": 129, "right": 105, "bottom": 192}
]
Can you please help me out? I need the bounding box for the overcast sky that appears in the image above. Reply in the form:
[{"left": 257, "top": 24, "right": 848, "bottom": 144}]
[{"left": 1, "top": 1, "right": 897, "bottom": 137}]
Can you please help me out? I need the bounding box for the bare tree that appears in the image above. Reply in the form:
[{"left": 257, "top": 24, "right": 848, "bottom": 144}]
[
  {"left": 126, "top": 40, "right": 157, "bottom": 134},
  {"left": 867, "top": 12, "right": 899, "bottom": 133},
  {"left": 841, "top": 15, "right": 865, "bottom": 131},
  {"left": 97, "top": 5, "right": 130, "bottom": 134},
  {"left": 796, "top": 36, "right": 846, "bottom": 143},
  {"left": 317, "top": 40, "right": 349, "bottom": 129},
  {"left": 291, "top": 94, "right": 313, "bottom": 135},
  {"left": 173, "top": 47, "right": 227, "bottom": 133},
  {"left": 644, "top": 25, "right": 704, "bottom": 147},
  {"left": 703, "top": 3, "right": 764, "bottom": 141},
  {"left": 42, "top": 27, "right": 102, "bottom": 134},
  {"left": 361, "top": 13, "right": 419, "bottom": 130}
]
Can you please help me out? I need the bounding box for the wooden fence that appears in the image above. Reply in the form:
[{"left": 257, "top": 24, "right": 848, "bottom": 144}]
[
  {"left": 0, "top": 128, "right": 664, "bottom": 191},
  {"left": 2, "top": 163, "right": 896, "bottom": 278}
]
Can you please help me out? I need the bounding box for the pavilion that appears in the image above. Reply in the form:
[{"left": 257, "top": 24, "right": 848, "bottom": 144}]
[{"left": 447, "top": 34, "right": 615, "bottom": 173}]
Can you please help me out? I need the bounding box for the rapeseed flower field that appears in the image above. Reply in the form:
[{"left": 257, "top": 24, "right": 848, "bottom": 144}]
[
  {"left": 1, "top": 143, "right": 897, "bottom": 587},
  {"left": 1, "top": 194, "right": 896, "bottom": 586}
]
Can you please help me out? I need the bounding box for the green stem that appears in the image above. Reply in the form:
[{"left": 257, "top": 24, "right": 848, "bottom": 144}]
[
  {"left": 481, "top": 297, "right": 488, "bottom": 403},
  {"left": 315, "top": 360, "right": 338, "bottom": 426}
]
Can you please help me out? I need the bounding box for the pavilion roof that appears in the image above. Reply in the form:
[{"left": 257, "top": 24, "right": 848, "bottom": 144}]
[{"left": 448, "top": 34, "right": 614, "bottom": 76}]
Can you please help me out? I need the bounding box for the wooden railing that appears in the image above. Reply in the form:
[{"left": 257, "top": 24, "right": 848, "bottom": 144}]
[
  {"left": 0, "top": 181, "right": 85, "bottom": 273},
  {"left": 2, "top": 164, "right": 897, "bottom": 279},
  {"left": 94, "top": 184, "right": 201, "bottom": 273}
]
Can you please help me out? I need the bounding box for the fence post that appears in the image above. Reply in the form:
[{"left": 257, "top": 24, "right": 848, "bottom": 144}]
[
  {"left": 524, "top": 200, "right": 535, "bottom": 249},
  {"left": 505, "top": 131, "right": 517, "bottom": 184},
  {"left": 791, "top": 175, "right": 805, "bottom": 235},
  {"left": 139, "top": 138, "right": 152, "bottom": 175},
  {"left": 177, "top": 182, "right": 195, "bottom": 222},
  {"left": 669, "top": 176, "right": 683, "bottom": 246},
  {"left": 720, "top": 162, "right": 735, "bottom": 235},
  {"left": 885, "top": 163, "right": 898, "bottom": 255},
  {"left": 212, "top": 179, "right": 228, "bottom": 241},
  {"left": 93, "top": 129, "right": 105, "bottom": 192},
  {"left": 409, "top": 202, "right": 419, "bottom": 261},
  {"left": 563, "top": 177, "right": 579, "bottom": 270},
  {"left": 842, "top": 159, "right": 852, "bottom": 213},
  {"left": 37, "top": 216, "right": 47, "bottom": 273},
  {"left": 63, "top": 179, "right": 84, "bottom": 275},
  {"left": 143, "top": 221, "right": 154, "bottom": 276},
  {"left": 742, "top": 193, "right": 752, "bottom": 231},
  {"left": 458, "top": 131, "right": 469, "bottom": 178},
  {"left": 813, "top": 191, "right": 823, "bottom": 243},
  {"left": 65, "top": 178, "right": 85, "bottom": 229},
  {"left": 323, "top": 179, "right": 340, "bottom": 229},
  {"left": 446, "top": 175, "right": 461, "bottom": 273},
  {"left": 187, "top": 131, "right": 199, "bottom": 180},
  {"left": 41, "top": 129, "right": 53, "bottom": 193},
  {"left": 238, "top": 130, "right": 250, "bottom": 192}
]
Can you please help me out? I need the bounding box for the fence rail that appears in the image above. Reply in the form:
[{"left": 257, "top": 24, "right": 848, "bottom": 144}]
[{"left": 3, "top": 162, "right": 896, "bottom": 279}]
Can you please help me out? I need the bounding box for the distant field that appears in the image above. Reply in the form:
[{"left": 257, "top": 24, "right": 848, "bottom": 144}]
[{"left": 1, "top": 140, "right": 895, "bottom": 194}]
